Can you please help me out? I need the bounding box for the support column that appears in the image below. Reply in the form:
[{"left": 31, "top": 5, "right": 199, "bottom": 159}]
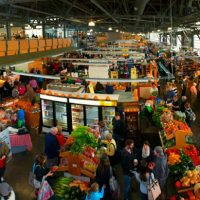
[
  {"left": 6, "top": 16, "right": 11, "bottom": 40},
  {"left": 42, "top": 21, "right": 46, "bottom": 39},
  {"left": 63, "top": 24, "right": 66, "bottom": 38},
  {"left": 77, "top": 29, "right": 79, "bottom": 48}
]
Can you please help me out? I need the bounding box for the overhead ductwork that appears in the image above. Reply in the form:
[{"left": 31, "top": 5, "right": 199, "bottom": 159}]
[
  {"left": 133, "top": 0, "right": 150, "bottom": 15},
  {"left": 133, "top": 0, "right": 150, "bottom": 27},
  {"left": 90, "top": 0, "right": 119, "bottom": 23}
]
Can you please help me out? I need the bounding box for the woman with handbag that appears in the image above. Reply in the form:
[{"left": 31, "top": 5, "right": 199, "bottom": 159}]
[
  {"left": 33, "top": 154, "right": 53, "bottom": 196},
  {"left": 133, "top": 161, "right": 154, "bottom": 200},
  {"left": 95, "top": 154, "right": 112, "bottom": 200}
]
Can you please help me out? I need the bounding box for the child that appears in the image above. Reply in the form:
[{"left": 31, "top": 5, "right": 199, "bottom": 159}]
[{"left": 85, "top": 182, "right": 105, "bottom": 200}]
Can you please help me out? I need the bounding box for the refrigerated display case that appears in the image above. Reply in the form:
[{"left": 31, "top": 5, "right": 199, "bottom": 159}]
[
  {"left": 71, "top": 104, "right": 84, "bottom": 129},
  {"left": 102, "top": 107, "right": 115, "bottom": 128},
  {"left": 41, "top": 99, "right": 54, "bottom": 127},
  {"left": 55, "top": 102, "right": 68, "bottom": 130},
  {"left": 86, "top": 106, "right": 99, "bottom": 127}
]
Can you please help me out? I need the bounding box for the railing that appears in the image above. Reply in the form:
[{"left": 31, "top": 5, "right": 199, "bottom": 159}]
[{"left": 0, "top": 38, "right": 72, "bottom": 57}]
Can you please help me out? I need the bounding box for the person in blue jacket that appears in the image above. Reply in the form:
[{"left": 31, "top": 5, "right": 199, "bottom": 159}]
[
  {"left": 85, "top": 182, "right": 105, "bottom": 200},
  {"left": 44, "top": 127, "right": 60, "bottom": 168}
]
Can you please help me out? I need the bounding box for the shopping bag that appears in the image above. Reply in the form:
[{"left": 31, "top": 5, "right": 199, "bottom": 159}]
[
  {"left": 147, "top": 174, "right": 161, "bottom": 200},
  {"left": 28, "top": 171, "right": 35, "bottom": 187},
  {"left": 109, "top": 167, "right": 120, "bottom": 198},
  {"left": 37, "top": 180, "right": 54, "bottom": 200}
]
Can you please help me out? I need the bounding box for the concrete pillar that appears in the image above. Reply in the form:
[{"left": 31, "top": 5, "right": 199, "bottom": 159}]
[
  {"left": 42, "top": 21, "right": 46, "bottom": 38},
  {"left": 6, "top": 16, "right": 11, "bottom": 40},
  {"left": 63, "top": 24, "right": 66, "bottom": 38}
]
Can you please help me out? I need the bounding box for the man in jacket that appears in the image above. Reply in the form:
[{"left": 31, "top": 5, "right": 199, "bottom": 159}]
[
  {"left": 121, "top": 139, "right": 138, "bottom": 200},
  {"left": 44, "top": 127, "right": 60, "bottom": 168},
  {"left": 153, "top": 146, "right": 169, "bottom": 200}
]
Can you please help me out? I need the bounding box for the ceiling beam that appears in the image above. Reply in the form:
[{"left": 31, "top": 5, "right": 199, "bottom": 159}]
[
  {"left": 90, "top": 0, "right": 119, "bottom": 23},
  {"left": 0, "top": 0, "right": 46, "bottom": 3},
  {"left": 0, "top": 12, "right": 21, "bottom": 18},
  {"left": 59, "top": 0, "right": 91, "bottom": 15}
]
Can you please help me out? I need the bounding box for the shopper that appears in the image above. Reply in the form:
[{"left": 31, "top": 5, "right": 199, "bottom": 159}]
[
  {"left": 33, "top": 153, "right": 53, "bottom": 192},
  {"left": 121, "top": 139, "right": 138, "bottom": 200},
  {"left": 18, "top": 82, "right": 26, "bottom": 95},
  {"left": 95, "top": 82, "right": 105, "bottom": 93},
  {"left": 166, "top": 83, "right": 175, "bottom": 103},
  {"left": 3, "top": 77, "right": 12, "bottom": 98},
  {"left": 95, "top": 154, "right": 111, "bottom": 200},
  {"left": 112, "top": 112, "right": 125, "bottom": 149},
  {"left": 23, "top": 83, "right": 36, "bottom": 104},
  {"left": 172, "top": 95, "right": 180, "bottom": 111},
  {"left": 141, "top": 140, "right": 153, "bottom": 163},
  {"left": 101, "top": 133, "right": 117, "bottom": 166},
  {"left": 180, "top": 96, "right": 187, "bottom": 112},
  {"left": 0, "top": 154, "right": 6, "bottom": 182},
  {"left": 11, "top": 81, "right": 19, "bottom": 98},
  {"left": 184, "top": 102, "right": 196, "bottom": 127},
  {"left": 29, "top": 77, "right": 38, "bottom": 91},
  {"left": 44, "top": 127, "right": 60, "bottom": 167},
  {"left": 98, "top": 121, "right": 108, "bottom": 140},
  {"left": 152, "top": 146, "right": 169, "bottom": 199},
  {"left": 56, "top": 126, "right": 66, "bottom": 147},
  {"left": 150, "top": 82, "right": 158, "bottom": 100},
  {"left": 190, "top": 82, "right": 197, "bottom": 108},
  {"left": 85, "top": 182, "right": 105, "bottom": 200},
  {"left": 133, "top": 161, "right": 154, "bottom": 200},
  {"left": 181, "top": 76, "right": 187, "bottom": 96}
]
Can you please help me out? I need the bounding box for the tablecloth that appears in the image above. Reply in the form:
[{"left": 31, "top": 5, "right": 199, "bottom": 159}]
[{"left": 9, "top": 134, "right": 32, "bottom": 151}]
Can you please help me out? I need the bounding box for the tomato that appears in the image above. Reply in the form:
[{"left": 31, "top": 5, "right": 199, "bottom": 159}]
[{"left": 175, "top": 181, "right": 182, "bottom": 188}]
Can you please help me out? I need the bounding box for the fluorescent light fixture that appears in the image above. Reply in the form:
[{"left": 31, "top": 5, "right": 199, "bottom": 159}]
[
  {"left": 116, "top": 29, "right": 119, "bottom": 32},
  {"left": 40, "top": 94, "right": 67, "bottom": 103},
  {"left": 11, "top": 71, "right": 60, "bottom": 80},
  {"left": 36, "top": 25, "right": 42, "bottom": 29},
  {"left": 87, "top": 32, "right": 91, "bottom": 35},
  {"left": 168, "top": 27, "right": 172, "bottom": 31},
  {"left": 10, "top": 23, "right": 13, "bottom": 26},
  {"left": 157, "top": 29, "right": 160, "bottom": 32},
  {"left": 54, "top": 18, "right": 57, "bottom": 20},
  {"left": 108, "top": 27, "right": 112, "bottom": 31},
  {"left": 90, "top": 29, "right": 93, "bottom": 32},
  {"left": 52, "top": 27, "right": 54, "bottom": 30},
  {"left": 196, "top": 22, "right": 200, "bottom": 25},
  {"left": 88, "top": 21, "right": 95, "bottom": 27},
  {"left": 58, "top": 24, "right": 61, "bottom": 27}
]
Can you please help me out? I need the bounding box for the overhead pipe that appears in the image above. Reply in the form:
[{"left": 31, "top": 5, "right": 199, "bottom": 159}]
[{"left": 90, "top": 0, "right": 119, "bottom": 23}]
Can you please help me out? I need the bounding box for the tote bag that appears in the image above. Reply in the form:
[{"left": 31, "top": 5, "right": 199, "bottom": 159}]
[
  {"left": 37, "top": 180, "right": 54, "bottom": 200},
  {"left": 147, "top": 173, "right": 161, "bottom": 200},
  {"left": 109, "top": 167, "right": 120, "bottom": 198}
]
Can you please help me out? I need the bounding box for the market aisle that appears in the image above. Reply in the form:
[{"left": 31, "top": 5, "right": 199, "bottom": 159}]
[{"left": 4, "top": 133, "right": 45, "bottom": 200}]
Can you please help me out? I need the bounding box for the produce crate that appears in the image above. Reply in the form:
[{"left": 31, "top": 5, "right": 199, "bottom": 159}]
[{"left": 25, "top": 111, "right": 40, "bottom": 129}]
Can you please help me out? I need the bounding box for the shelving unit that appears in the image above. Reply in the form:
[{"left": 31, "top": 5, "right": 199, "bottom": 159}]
[{"left": 71, "top": 104, "right": 84, "bottom": 129}]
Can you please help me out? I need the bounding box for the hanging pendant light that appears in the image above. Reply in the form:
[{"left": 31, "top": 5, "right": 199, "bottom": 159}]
[{"left": 88, "top": 21, "right": 95, "bottom": 27}]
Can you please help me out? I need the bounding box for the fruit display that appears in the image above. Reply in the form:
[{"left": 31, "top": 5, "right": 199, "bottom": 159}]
[
  {"left": 180, "top": 169, "right": 200, "bottom": 187},
  {"left": 69, "top": 180, "right": 89, "bottom": 192},
  {"left": 168, "top": 153, "right": 181, "bottom": 165},
  {"left": 161, "top": 108, "right": 173, "bottom": 123}
]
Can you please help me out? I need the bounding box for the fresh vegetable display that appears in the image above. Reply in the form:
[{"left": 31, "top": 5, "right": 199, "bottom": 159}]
[
  {"left": 152, "top": 106, "right": 165, "bottom": 128},
  {"left": 174, "top": 111, "right": 186, "bottom": 123},
  {"left": 52, "top": 177, "right": 87, "bottom": 200},
  {"left": 183, "top": 145, "right": 200, "bottom": 166},
  {"left": 168, "top": 149, "right": 194, "bottom": 180},
  {"left": 70, "top": 126, "right": 98, "bottom": 154}
]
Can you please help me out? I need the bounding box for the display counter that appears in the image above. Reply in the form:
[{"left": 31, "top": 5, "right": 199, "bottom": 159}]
[{"left": 10, "top": 133, "right": 32, "bottom": 153}]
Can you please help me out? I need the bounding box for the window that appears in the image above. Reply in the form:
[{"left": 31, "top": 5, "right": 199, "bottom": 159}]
[
  {"left": 149, "top": 33, "right": 159, "bottom": 42},
  {"left": 176, "top": 35, "right": 182, "bottom": 48},
  {"left": 193, "top": 35, "right": 200, "bottom": 50}
]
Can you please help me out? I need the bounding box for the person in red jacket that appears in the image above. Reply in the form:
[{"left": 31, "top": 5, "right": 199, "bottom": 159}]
[
  {"left": 55, "top": 126, "right": 66, "bottom": 148},
  {"left": 0, "top": 154, "right": 6, "bottom": 182}
]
